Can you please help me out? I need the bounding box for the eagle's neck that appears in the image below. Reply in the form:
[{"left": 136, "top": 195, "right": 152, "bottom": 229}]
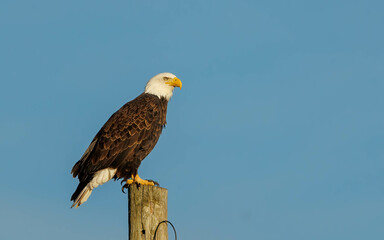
[{"left": 144, "top": 81, "right": 174, "bottom": 101}]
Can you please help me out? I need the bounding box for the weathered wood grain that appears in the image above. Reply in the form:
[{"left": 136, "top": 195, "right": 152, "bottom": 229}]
[{"left": 128, "top": 185, "right": 168, "bottom": 240}]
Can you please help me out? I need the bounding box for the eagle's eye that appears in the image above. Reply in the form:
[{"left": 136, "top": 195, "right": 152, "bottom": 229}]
[{"left": 163, "top": 77, "right": 171, "bottom": 81}]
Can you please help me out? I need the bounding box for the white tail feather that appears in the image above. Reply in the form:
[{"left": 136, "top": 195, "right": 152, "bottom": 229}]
[{"left": 72, "top": 168, "right": 117, "bottom": 208}]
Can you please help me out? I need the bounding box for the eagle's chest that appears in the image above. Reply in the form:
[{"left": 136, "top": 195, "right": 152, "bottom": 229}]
[
  {"left": 116, "top": 122, "right": 164, "bottom": 176},
  {"left": 135, "top": 123, "right": 164, "bottom": 159},
  {"left": 114, "top": 95, "right": 168, "bottom": 178}
]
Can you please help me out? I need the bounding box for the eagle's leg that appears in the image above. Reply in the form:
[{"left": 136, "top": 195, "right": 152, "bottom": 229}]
[
  {"left": 130, "top": 174, "right": 155, "bottom": 186},
  {"left": 122, "top": 174, "right": 158, "bottom": 192},
  {"left": 125, "top": 174, "right": 135, "bottom": 185},
  {"left": 121, "top": 174, "right": 135, "bottom": 193}
]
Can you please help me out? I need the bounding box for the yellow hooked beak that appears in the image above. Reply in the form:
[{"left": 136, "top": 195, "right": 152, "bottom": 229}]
[{"left": 166, "top": 77, "right": 182, "bottom": 89}]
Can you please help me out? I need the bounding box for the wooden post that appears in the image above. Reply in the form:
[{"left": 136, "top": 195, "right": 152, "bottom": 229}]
[{"left": 128, "top": 185, "right": 168, "bottom": 240}]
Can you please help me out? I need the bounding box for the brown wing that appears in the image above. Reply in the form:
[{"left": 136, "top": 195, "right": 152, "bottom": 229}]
[{"left": 71, "top": 93, "right": 165, "bottom": 182}]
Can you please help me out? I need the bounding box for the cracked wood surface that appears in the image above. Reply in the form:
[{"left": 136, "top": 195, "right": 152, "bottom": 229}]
[{"left": 128, "top": 185, "right": 168, "bottom": 240}]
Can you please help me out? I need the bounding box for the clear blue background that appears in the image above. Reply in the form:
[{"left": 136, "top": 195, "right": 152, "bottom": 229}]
[{"left": 1, "top": 1, "right": 383, "bottom": 239}]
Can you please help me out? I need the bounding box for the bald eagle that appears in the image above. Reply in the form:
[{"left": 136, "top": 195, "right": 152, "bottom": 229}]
[{"left": 70, "top": 73, "right": 182, "bottom": 208}]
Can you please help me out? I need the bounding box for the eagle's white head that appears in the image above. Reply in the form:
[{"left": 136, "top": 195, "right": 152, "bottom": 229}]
[{"left": 144, "top": 72, "right": 182, "bottom": 101}]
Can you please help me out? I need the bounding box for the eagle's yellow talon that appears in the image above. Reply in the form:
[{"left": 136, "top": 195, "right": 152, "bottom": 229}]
[
  {"left": 126, "top": 179, "right": 134, "bottom": 185},
  {"left": 126, "top": 174, "right": 157, "bottom": 186}
]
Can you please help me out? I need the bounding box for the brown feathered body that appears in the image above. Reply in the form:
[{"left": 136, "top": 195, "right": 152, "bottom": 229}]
[{"left": 71, "top": 93, "right": 168, "bottom": 203}]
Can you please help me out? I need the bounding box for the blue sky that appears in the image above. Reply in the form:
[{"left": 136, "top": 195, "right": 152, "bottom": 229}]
[{"left": 1, "top": 0, "right": 383, "bottom": 239}]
